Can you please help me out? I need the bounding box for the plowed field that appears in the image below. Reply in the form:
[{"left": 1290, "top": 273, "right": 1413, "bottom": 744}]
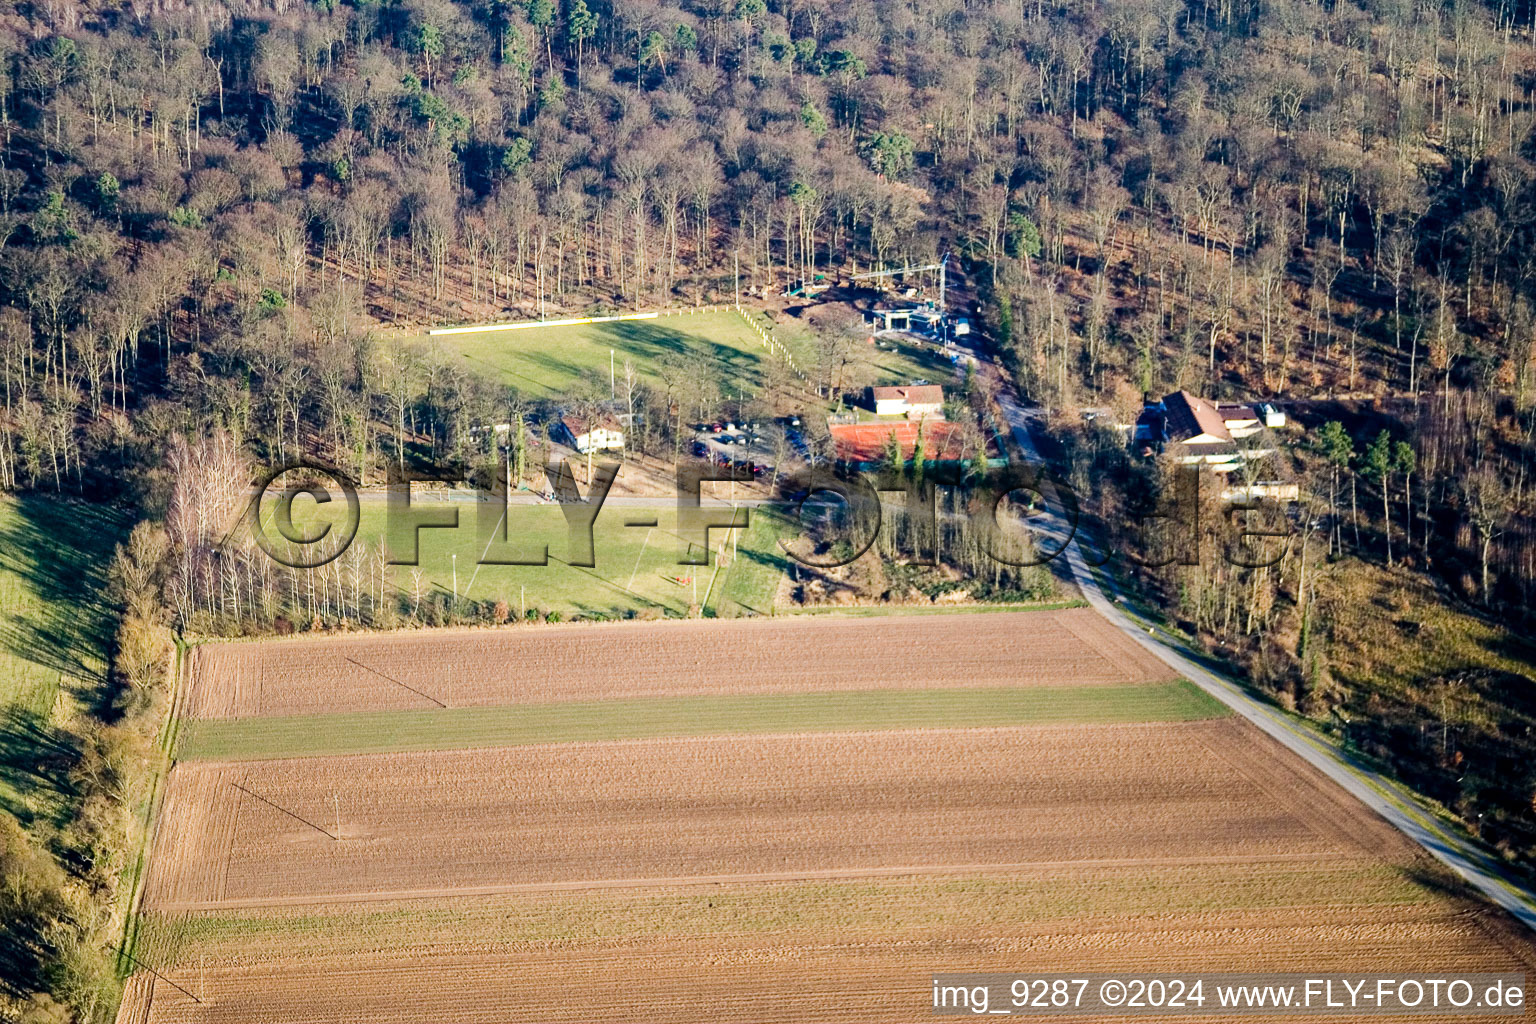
[
  {"left": 119, "top": 609, "right": 1536, "bottom": 1024},
  {"left": 146, "top": 722, "right": 1378, "bottom": 910},
  {"left": 182, "top": 608, "right": 1174, "bottom": 720}
]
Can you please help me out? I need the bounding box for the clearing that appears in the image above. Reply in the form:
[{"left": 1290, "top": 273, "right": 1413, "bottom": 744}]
[{"left": 415, "top": 310, "right": 782, "bottom": 401}]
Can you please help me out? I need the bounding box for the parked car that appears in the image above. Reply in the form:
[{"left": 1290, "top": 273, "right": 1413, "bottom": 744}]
[
  {"left": 691, "top": 441, "right": 710, "bottom": 458},
  {"left": 730, "top": 459, "right": 766, "bottom": 477}
]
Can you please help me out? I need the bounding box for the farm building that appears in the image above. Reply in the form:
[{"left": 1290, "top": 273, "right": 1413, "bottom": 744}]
[
  {"left": 1134, "top": 391, "right": 1284, "bottom": 472},
  {"left": 558, "top": 414, "right": 625, "bottom": 454},
  {"left": 871, "top": 306, "right": 925, "bottom": 331},
  {"left": 871, "top": 384, "right": 945, "bottom": 418},
  {"left": 1221, "top": 481, "right": 1301, "bottom": 502}
]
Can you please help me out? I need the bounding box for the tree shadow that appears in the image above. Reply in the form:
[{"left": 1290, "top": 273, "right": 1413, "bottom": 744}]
[
  {"left": 0, "top": 705, "right": 79, "bottom": 828},
  {"left": 719, "top": 543, "right": 793, "bottom": 617},
  {"left": 0, "top": 497, "right": 130, "bottom": 714},
  {"left": 0, "top": 913, "right": 60, "bottom": 1002}
]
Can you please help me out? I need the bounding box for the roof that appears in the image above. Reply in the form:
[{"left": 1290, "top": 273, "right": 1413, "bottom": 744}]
[
  {"left": 560, "top": 413, "right": 620, "bottom": 437},
  {"left": 870, "top": 384, "right": 944, "bottom": 406},
  {"left": 1168, "top": 439, "right": 1242, "bottom": 457},
  {"left": 1163, "top": 391, "right": 1231, "bottom": 442}
]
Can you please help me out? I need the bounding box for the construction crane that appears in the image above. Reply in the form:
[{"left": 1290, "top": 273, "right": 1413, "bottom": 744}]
[{"left": 851, "top": 253, "right": 951, "bottom": 314}]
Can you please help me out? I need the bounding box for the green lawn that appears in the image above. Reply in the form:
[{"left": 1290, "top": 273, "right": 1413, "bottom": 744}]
[
  {"left": 348, "top": 498, "right": 774, "bottom": 620},
  {"left": 176, "top": 681, "right": 1226, "bottom": 761},
  {"left": 420, "top": 310, "right": 780, "bottom": 400},
  {"left": 768, "top": 313, "right": 959, "bottom": 391},
  {"left": 0, "top": 496, "right": 129, "bottom": 825},
  {"left": 714, "top": 507, "right": 796, "bottom": 616}
]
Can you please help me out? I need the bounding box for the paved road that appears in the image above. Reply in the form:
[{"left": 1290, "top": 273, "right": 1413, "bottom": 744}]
[{"left": 985, "top": 350, "right": 1536, "bottom": 933}]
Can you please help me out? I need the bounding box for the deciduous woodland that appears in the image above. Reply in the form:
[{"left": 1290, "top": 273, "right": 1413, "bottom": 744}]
[
  {"left": 1, "top": 0, "right": 1536, "bottom": 1019},
  {"left": 3, "top": 0, "right": 1536, "bottom": 490}
]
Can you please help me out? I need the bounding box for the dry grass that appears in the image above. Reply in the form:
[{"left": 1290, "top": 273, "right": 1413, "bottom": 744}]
[{"left": 1317, "top": 559, "right": 1536, "bottom": 697}]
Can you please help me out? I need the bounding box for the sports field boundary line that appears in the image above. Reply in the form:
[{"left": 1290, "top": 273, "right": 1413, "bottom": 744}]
[
  {"left": 426, "top": 305, "right": 735, "bottom": 336},
  {"left": 429, "top": 311, "right": 664, "bottom": 335}
]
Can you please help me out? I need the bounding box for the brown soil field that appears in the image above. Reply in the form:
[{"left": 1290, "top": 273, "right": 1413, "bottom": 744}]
[
  {"left": 182, "top": 608, "right": 1175, "bottom": 720},
  {"left": 119, "top": 900, "right": 1536, "bottom": 1024},
  {"left": 123, "top": 612, "right": 1536, "bottom": 1024},
  {"left": 124, "top": 817, "right": 1536, "bottom": 1023},
  {"left": 148, "top": 721, "right": 1412, "bottom": 911}
]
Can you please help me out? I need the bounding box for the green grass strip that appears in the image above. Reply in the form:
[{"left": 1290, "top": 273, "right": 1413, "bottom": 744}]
[{"left": 177, "top": 681, "right": 1227, "bottom": 762}]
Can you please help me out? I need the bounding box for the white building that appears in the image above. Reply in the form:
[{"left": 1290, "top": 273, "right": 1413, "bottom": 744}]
[
  {"left": 870, "top": 384, "right": 945, "bottom": 419},
  {"left": 559, "top": 414, "right": 625, "bottom": 454},
  {"left": 1135, "top": 391, "right": 1283, "bottom": 473}
]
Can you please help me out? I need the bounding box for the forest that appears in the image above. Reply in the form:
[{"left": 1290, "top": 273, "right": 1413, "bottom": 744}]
[{"left": 1, "top": 0, "right": 1536, "bottom": 1017}]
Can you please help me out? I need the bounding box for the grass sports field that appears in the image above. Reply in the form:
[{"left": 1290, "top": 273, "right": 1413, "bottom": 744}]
[
  {"left": 419, "top": 307, "right": 960, "bottom": 403},
  {"left": 420, "top": 310, "right": 784, "bottom": 400},
  {"left": 348, "top": 497, "right": 788, "bottom": 620}
]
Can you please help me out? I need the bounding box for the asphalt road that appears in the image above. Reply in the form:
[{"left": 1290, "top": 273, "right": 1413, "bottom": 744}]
[{"left": 985, "top": 344, "right": 1536, "bottom": 933}]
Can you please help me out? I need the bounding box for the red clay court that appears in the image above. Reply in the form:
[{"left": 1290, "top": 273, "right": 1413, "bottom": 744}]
[{"left": 830, "top": 419, "right": 975, "bottom": 464}]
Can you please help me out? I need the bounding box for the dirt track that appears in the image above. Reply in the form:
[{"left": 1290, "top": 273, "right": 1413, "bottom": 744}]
[{"left": 183, "top": 608, "right": 1175, "bottom": 719}]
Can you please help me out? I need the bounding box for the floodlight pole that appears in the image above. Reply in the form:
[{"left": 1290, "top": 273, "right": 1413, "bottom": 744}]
[{"left": 610, "top": 348, "right": 615, "bottom": 399}]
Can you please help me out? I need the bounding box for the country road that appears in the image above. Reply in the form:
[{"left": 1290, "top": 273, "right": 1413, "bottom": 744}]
[{"left": 981, "top": 341, "right": 1536, "bottom": 934}]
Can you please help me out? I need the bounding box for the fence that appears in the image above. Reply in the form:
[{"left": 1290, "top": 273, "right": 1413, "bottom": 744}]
[{"left": 731, "top": 304, "right": 810, "bottom": 387}]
